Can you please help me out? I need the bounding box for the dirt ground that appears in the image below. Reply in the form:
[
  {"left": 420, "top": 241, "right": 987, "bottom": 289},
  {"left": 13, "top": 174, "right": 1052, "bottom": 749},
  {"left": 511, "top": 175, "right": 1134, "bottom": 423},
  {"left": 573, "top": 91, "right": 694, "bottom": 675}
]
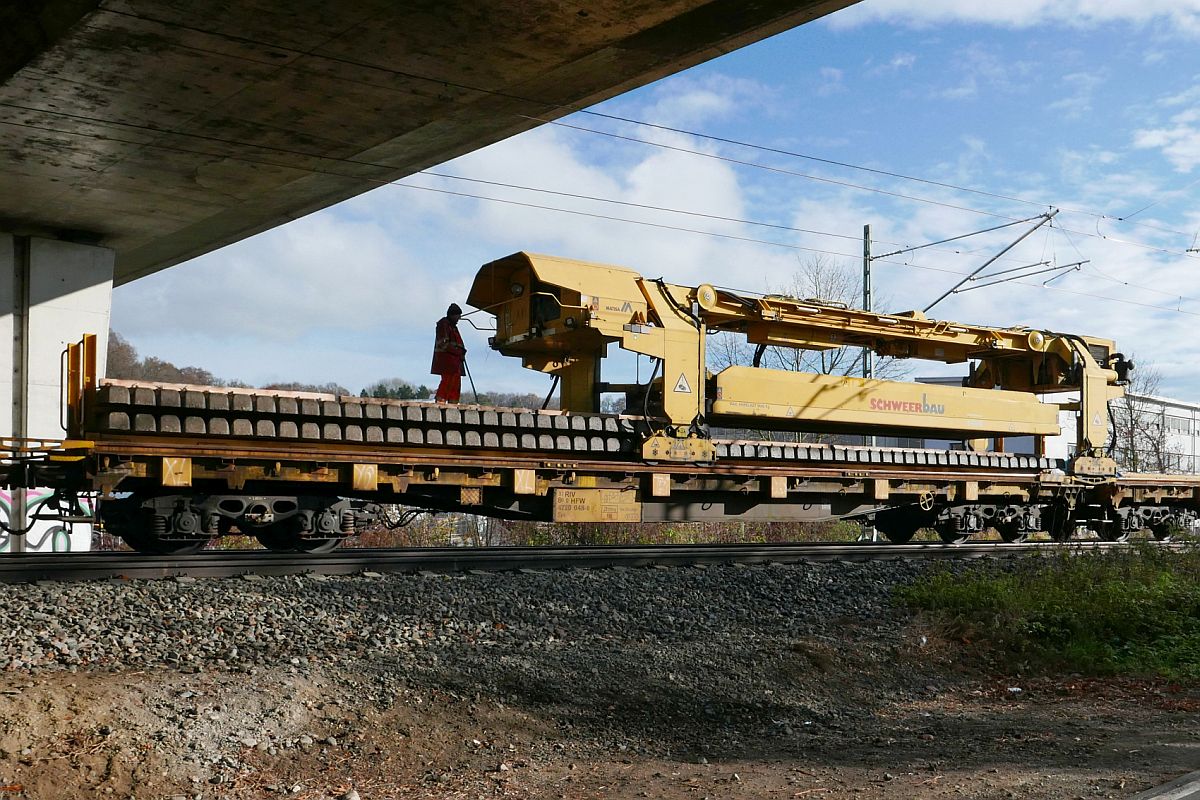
[{"left": 0, "top": 637, "right": 1195, "bottom": 799}]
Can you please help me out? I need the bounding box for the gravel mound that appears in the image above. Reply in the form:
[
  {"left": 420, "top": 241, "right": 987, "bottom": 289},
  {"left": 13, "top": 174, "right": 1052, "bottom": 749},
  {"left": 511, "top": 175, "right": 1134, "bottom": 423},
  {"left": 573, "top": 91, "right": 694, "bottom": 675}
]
[
  {"left": 2, "top": 561, "right": 923, "bottom": 670},
  {"left": 2, "top": 559, "right": 1194, "bottom": 799},
  {"left": 1, "top": 560, "right": 947, "bottom": 749}
]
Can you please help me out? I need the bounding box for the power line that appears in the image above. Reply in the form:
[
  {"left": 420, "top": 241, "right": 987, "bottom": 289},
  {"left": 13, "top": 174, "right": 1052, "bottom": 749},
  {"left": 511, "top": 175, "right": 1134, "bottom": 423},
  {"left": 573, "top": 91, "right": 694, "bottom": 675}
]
[
  {"left": 422, "top": 170, "right": 1070, "bottom": 267},
  {"left": 562, "top": 115, "right": 1199, "bottom": 242},
  {"left": 393, "top": 181, "right": 1200, "bottom": 318},
  {"left": 417, "top": 170, "right": 1200, "bottom": 276},
  {"left": 419, "top": 170, "right": 865, "bottom": 243},
  {"left": 0, "top": 104, "right": 1037, "bottom": 266},
  {"left": 526, "top": 115, "right": 1035, "bottom": 221},
  {"left": 424, "top": 170, "right": 1109, "bottom": 273},
  {"left": 0, "top": 106, "right": 1000, "bottom": 264},
  {"left": 10, "top": 57, "right": 1200, "bottom": 262},
  {"left": 3, "top": 111, "right": 1193, "bottom": 317},
  {"left": 872, "top": 216, "right": 1045, "bottom": 260},
  {"left": 1120, "top": 172, "right": 1200, "bottom": 220},
  {"left": 4, "top": 111, "right": 1192, "bottom": 309},
  {"left": 532, "top": 115, "right": 1200, "bottom": 262},
  {"left": 1056, "top": 224, "right": 1200, "bottom": 305},
  {"left": 70, "top": 6, "right": 1200, "bottom": 242},
  {"left": 396, "top": 180, "right": 868, "bottom": 257},
  {"left": 419, "top": 171, "right": 1043, "bottom": 266}
]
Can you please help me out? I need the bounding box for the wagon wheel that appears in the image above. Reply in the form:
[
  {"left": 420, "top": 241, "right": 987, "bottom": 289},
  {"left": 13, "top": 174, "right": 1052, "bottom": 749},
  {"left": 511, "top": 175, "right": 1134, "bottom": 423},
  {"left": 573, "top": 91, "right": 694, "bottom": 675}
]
[
  {"left": 103, "top": 509, "right": 209, "bottom": 555},
  {"left": 1091, "top": 520, "right": 1130, "bottom": 543},
  {"left": 254, "top": 519, "right": 342, "bottom": 554},
  {"left": 934, "top": 520, "right": 971, "bottom": 545},
  {"left": 873, "top": 507, "right": 926, "bottom": 544},
  {"left": 877, "top": 522, "right": 917, "bottom": 545},
  {"left": 1043, "top": 502, "right": 1076, "bottom": 543},
  {"left": 1150, "top": 522, "right": 1176, "bottom": 542},
  {"left": 996, "top": 520, "right": 1029, "bottom": 544}
]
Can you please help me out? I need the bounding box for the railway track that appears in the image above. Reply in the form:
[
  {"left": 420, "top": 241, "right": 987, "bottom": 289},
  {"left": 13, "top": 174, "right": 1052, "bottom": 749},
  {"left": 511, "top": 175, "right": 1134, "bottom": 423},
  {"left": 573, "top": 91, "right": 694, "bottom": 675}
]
[{"left": 0, "top": 540, "right": 1150, "bottom": 583}]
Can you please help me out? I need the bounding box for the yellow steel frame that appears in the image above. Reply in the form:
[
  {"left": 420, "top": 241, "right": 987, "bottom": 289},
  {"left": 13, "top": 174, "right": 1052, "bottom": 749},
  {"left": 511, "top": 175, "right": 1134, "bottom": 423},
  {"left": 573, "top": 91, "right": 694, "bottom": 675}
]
[
  {"left": 65, "top": 333, "right": 98, "bottom": 440},
  {"left": 469, "top": 252, "right": 1124, "bottom": 471}
]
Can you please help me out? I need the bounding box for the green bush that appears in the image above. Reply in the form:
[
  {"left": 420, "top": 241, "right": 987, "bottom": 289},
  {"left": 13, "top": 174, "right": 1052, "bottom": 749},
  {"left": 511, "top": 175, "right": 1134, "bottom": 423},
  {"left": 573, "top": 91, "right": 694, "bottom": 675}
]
[{"left": 899, "top": 544, "right": 1200, "bottom": 679}]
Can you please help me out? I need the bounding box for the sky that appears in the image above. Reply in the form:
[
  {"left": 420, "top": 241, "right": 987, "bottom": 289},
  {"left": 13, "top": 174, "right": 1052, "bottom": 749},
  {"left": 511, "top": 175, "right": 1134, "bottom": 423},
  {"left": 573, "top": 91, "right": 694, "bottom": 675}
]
[{"left": 112, "top": 0, "right": 1200, "bottom": 399}]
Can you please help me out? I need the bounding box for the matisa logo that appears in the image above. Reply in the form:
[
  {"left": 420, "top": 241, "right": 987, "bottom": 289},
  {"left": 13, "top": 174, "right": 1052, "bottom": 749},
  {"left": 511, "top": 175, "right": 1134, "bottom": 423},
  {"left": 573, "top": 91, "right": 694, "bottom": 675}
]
[{"left": 869, "top": 393, "right": 946, "bottom": 415}]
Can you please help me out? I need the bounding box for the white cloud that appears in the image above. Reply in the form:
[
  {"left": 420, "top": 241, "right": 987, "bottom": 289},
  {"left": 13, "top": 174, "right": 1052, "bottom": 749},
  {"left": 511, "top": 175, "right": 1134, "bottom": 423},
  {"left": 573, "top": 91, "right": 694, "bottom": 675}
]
[
  {"left": 817, "top": 67, "right": 845, "bottom": 96},
  {"left": 1047, "top": 71, "right": 1106, "bottom": 119},
  {"left": 1134, "top": 86, "right": 1200, "bottom": 172},
  {"left": 1162, "top": 82, "right": 1200, "bottom": 107},
  {"left": 1134, "top": 119, "right": 1200, "bottom": 172},
  {"left": 829, "top": 0, "right": 1200, "bottom": 33},
  {"left": 868, "top": 52, "right": 917, "bottom": 75},
  {"left": 115, "top": 213, "right": 437, "bottom": 341},
  {"left": 633, "top": 74, "right": 775, "bottom": 128},
  {"left": 1055, "top": 146, "right": 1123, "bottom": 191},
  {"left": 932, "top": 44, "right": 1034, "bottom": 101}
]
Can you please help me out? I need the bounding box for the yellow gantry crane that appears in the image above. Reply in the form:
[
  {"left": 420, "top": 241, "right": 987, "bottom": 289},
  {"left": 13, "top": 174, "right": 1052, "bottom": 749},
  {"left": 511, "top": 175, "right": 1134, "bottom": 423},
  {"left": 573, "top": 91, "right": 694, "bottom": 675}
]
[{"left": 468, "top": 252, "right": 1130, "bottom": 476}]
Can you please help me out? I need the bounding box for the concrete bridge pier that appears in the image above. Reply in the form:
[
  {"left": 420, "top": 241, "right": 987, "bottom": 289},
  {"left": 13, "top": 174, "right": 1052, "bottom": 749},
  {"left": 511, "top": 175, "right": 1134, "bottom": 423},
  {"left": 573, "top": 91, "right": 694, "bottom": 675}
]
[{"left": 1, "top": 234, "right": 112, "bottom": 552}]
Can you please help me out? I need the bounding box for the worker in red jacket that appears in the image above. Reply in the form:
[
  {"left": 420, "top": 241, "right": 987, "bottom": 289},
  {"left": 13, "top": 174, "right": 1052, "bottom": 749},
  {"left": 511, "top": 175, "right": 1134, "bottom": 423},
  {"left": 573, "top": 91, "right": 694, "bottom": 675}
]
[{"left": 431, "top": 303, "right": 467, "bottom": 403}]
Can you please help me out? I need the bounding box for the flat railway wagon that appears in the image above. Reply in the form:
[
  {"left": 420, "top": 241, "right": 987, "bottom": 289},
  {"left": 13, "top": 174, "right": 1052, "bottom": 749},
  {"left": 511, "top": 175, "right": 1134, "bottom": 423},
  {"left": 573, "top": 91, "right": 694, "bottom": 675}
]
[{"left": 3, "top": 252, "right": 1198, "bottom": 554}]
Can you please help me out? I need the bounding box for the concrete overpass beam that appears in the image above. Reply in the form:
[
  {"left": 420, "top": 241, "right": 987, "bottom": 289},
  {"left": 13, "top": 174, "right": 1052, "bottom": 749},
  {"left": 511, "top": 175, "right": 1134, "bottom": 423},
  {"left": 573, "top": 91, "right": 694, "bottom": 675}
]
[{"left": 0, "top": 233, "right": 112, "bottom": 552}]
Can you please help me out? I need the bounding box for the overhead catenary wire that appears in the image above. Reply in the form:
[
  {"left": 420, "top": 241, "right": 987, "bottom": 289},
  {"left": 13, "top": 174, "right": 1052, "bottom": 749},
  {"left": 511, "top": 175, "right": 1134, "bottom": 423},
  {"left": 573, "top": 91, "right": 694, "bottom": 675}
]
[
  {"left": 3, "top": 112, "right": 1194, "bottom": 318},
  {"left": 69, "top": 7, "right": 1200, "bottom": 243},
  {"left": 391, "top": 182, "right": 1200, "bottom": 318},
  {"left": 956, "top": 262, "right": 1083, "bottom": 293},
  {"left": 1119, "top": 172, "right": 1200, "bottom": 221},
  {"left": 418, "top": 170, "right": 867, "bottom": 243},
  {"left": 0, "top": 86, "right": 1042, "bottom": 269},
  {"left": 6, "top": 97, "right": 1198, "bottom": 269},
  {"left": 420, "top": 170, "right": 1063, "bottom": 266},
  {"left": 531, "top": 115, "right": 1200, "bottom": 261},
  {"left": 1056, "top": 224, "right": 1200, "bottom": 305},
  {"left": 528, "top": 115, "right": 1041, "bottom": 221},
  {"left": 871, "top": 216, "right": 1048, "bottom": 261},
  {"left": 0, "top": 109, "right": 1055, "bottom": 272},
  {"left": 923, "top": 211, "right": 1058, "bottom": 313},
  {"left": 564, "top": 112, "right": 1200, "bottom": 240}
]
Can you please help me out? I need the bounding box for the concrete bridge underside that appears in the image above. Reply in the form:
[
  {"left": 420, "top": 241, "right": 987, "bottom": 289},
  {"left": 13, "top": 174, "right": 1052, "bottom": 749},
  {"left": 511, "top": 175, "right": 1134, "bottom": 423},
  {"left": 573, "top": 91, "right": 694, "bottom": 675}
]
[{"left": 3, "top": 0, "right": 856, "bottom": 285}]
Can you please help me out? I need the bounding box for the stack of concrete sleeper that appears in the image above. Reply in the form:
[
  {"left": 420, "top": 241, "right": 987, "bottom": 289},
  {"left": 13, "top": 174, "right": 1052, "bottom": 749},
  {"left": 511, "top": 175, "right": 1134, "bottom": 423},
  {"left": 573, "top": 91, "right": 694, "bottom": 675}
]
[
  {"left": 91, "top": 382, "right": 633, "bottom": 454},
  {"left": 89, "top": 381, "right": 1059, "bottom": 470}
]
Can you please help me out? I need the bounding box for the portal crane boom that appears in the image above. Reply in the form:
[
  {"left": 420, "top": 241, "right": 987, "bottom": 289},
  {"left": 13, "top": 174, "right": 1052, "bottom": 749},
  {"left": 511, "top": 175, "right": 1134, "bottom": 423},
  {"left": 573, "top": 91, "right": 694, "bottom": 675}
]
[{"left": 468, "top": 252, "right": 1129, "bottom": 475}]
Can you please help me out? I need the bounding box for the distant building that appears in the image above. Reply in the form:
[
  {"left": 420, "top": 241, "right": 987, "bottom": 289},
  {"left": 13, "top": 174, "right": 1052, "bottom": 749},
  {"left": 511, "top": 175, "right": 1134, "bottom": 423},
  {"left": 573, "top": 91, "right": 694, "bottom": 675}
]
[
  {"left": 911, "top": 377, "right": 1200, "bottom": 474},
  {"left": 1085, "top": 392, "right": 1199, "bottom": 474}
]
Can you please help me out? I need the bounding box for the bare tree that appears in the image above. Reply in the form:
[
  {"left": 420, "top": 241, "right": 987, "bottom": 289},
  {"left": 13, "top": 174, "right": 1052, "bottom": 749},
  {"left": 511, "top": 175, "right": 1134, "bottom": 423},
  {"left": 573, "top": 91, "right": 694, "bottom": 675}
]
[
  {"left": 708, "top": 256, "right": 909, "bottom": 442},
  {"left": 710, "top": 256, "right": 906, "bottom": 377},
  {"left": 1109, "top": 358, "right": 1180, "bottom": 473},
  {"left": 107, "top": 329, "right": 224, "bottom": 385},
  {"left": 106, "top": 331, "right": 141, "bottom": 379},
  {"left": 763, "top": 257, "right": 907, "bottom": 380}
]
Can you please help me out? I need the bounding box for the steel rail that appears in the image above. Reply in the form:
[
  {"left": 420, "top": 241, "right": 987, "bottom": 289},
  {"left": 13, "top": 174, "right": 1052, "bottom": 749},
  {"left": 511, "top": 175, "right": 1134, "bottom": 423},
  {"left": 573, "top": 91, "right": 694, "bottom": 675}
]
[{"left": 0, "top": 541, "right": 1147, "bottom": 583}]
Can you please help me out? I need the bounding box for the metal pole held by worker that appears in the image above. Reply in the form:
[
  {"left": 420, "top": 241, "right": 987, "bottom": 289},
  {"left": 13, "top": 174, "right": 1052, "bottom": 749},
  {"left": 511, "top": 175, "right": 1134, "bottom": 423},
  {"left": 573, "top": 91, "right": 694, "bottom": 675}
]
[{"left": 463, "top": 358, "right": 479, "bottom": 404}]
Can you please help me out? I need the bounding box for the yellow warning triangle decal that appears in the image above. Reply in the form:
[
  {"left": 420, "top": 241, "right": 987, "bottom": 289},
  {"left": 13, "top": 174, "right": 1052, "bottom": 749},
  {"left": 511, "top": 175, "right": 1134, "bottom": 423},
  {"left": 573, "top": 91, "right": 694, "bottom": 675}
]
[{"left": 673, "top": 373, "right": 691, "bottom": 393}]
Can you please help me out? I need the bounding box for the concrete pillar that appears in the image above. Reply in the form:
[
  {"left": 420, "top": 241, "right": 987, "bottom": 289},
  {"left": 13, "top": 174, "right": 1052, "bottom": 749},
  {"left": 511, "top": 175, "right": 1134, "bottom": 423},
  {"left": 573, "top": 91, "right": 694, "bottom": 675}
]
[{"left": 0, "top": 234, "right": 113, "bottom": 552}]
